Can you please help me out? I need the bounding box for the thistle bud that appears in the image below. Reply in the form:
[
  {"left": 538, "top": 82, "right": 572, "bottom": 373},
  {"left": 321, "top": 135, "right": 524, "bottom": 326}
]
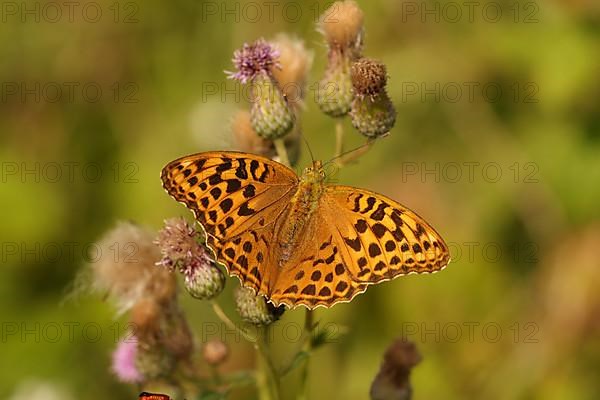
[
  {"left": 351, "top": 58, "right": 387, "bottom": 98},
  {"left": 316, "top": 1, "right": 364, "bottom": 117},
  {"left": 317, "top": 57, "right": 355, "bottom": 117},
  {"left": 202, "top": 339, "right": 229, "bottom": 366},
  {"left": 250, "top": 73, "right": 295, "bottom": 139},
  {"left": 155, "top": 218, "right": 225, "bottom": 300},
  {"left": 161, "top": 305, "right": 194, "bottom": 360},
  {"left": 232, "top": 110, "right": 275, "bottom": 158},
  {"left": 270, "top": 34, "right": 313, "bottom": 166},
  {"left": 271, "top": 33, "right": 313, "bottom": 111},
  {"left": 319, "top": 0, "right": 364, "bottom": 52},
  {"left": 227, "top": 39, "right": 294, "bottom": 140},
  {"left": 350, "top": 58, "right": 396, "bottom": 138},
  {"left": 234, "top": 286, "right": 285, "bottom": 326},
  {"left": 135, "top": 342, "right": 176, "bottom": 381},
  {"left": 89, "top": 221, "right": 175, "bottom": 314},
  {"left": 183, "top": 260, "right": 226, "bottom": 300},
  {"left": 370, "top": 339, "right": 421, "bottom": 400}
]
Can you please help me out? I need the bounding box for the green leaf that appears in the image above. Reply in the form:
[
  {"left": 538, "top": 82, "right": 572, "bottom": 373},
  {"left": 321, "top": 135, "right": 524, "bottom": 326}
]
[{"left": 280, "top": 351, "right": 310, "bottom": 376}]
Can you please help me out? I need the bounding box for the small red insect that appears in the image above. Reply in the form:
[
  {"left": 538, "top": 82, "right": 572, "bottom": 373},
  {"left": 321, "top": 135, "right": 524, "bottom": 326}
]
[{"left": 138, "top": 392, "right": 171, "bottom": 400}]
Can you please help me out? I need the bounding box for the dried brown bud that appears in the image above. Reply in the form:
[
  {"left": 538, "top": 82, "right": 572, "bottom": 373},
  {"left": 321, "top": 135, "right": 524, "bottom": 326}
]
[
  {"left": 351, "top": 58, "right": 388, "bottom": 98},
  {"left": 90, "top": 221, "right": 175, "bottom": 314},
  {"left": 370, "top": 339, "right": 422, "bottom": 400},
  {"left": 318, "top": 0, "right": 364, "bottom": 52},
  {"left": 130, "top": 298, "right": 161, "bottom": 340},
  {"left": 161, "top": 305, "right": 194, "bottom": 360},
  {"left": 202, "top": 339, "right": 229, "bottom": 365},
  {"left": 271, "top": 34, "right": 313, "bottom": 109}
]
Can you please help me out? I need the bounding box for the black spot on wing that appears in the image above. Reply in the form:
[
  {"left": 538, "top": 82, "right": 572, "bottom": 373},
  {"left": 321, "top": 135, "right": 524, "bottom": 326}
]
[
  {"left": 370, "top": 203, "right": 387, "bottom": 221},
  {"left": 344, "top": 237, "right": 362, "bottom": 252},
  {"left": 368, "top": 243, "right": 382, "bottom": 257},
  {"left": 363, "top": 197, "right": 376, "bottom": 213},
  {"left": 355, "top": 219, "right": 368, "bottom": 233},
  {"left": 238, "top": 202, "right": 256, "bottom": 216},
  {"left": 220, "top": 198, "right": 233, "bottom": 213},
  {"left": 243, "top": 184, "right": 256, "bottom": 198},
  {"left": 371, "top": 223, "right": 386, "bottom": 238},
  {"left": 236, "top": 159, "right": 248, "bottom": 179},
  {"left": 208, "top": 174, "right": 223, "bottom": 185},
  {"left": 301, "top": 284, "right": 316, "bottom": 296},
  {"left": 226, "top": 179, "right": 242, "bottom": 193},
  {"left": 249, "top": 160, "right": 260, "bottom": 180}
]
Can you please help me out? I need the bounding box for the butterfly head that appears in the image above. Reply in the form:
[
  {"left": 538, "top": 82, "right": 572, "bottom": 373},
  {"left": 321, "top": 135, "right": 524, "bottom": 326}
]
[{"left": 301, "top": 160, "right": 326, "bottom": 184}]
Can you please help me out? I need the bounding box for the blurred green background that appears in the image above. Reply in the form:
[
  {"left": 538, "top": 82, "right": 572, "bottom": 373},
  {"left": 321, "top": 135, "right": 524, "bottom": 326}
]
[{"left": 1, "top": 0, "right": 600, "bottom": 399}]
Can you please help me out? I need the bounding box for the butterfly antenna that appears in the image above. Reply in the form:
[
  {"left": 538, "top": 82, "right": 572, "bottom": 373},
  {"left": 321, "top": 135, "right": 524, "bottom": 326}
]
[
  {"left": 323, "top": 132, "right": 390, "bottom": 167},
  {"left": 301, "top": 132, "right": 315, "bottom": 164}
]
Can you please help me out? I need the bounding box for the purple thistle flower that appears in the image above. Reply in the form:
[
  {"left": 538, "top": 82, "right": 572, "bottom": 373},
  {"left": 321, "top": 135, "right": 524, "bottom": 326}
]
[
  {"left": 226, "top": 39, "right": 280, "bottom": 84},
  {"left": 155, "top": 218, "right": 225, "bottom": 300},
  {"left": 155, "top": 217, "right": 208, "bottom": 271},
  {"left": 111, "top": 336, "right": 143, "bottom": 383}
]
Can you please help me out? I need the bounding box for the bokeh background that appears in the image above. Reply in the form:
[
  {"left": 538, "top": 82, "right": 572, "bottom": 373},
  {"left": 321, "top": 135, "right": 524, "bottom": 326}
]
[{"left": 1, "top": 0, "right": 600, "bottom": 399}]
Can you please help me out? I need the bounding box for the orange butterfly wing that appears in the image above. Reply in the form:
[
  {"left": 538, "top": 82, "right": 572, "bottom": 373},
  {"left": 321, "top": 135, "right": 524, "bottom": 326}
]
[
  {"left": 268, "top": 186, "right": 449, "bottom": 308},
  {"left": 161, "top": 151, "right": 298, "bottom": 294}
]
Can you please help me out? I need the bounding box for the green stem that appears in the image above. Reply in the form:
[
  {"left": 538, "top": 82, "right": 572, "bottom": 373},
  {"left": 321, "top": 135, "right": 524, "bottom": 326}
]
[
  {"left": 298, "top": 309, "right": 315, "bottom": 400},
  {"left": 210, "top": 301, "right": 253, "bottom": 342},
  {"left": 334, "top": 119, "right": 344, "bottom": 159},
  {"left": 210, "top": 365, "right": 222, "bottom": 385},
  {"left": 274, "top": 138, "right": 291, "bottom": 167},
  {"left": 211, "top": 301, "right": 280, "bottom": 399},
  {"left": 256, "top": 327, "right": 281, "bottom": 400}
]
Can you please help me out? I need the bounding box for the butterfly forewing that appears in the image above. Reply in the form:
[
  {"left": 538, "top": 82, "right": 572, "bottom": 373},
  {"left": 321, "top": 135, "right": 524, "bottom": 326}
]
[
  {"left": 323, "top": 186, "right": 450, "bottom": 283},
  {"left": 161, "top": 152, "right": 298, "bottom": 292}
]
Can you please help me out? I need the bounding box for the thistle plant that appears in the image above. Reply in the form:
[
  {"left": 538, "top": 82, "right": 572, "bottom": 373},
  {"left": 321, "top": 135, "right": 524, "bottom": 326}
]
[
  {"left": 227, "top": 39, "right": 295, "bottom": 167},
  {"left": 155, "top": 217, "right": 225, "bottom": 300},
  {"left": 90, "top": 2, "right": 426, "bottom": 399},
  {"left": 350, "top": 58, "right": 396, "bottom": 138},
  {"left": 316, "top": 0, "right": 364, "bottom": 118}
]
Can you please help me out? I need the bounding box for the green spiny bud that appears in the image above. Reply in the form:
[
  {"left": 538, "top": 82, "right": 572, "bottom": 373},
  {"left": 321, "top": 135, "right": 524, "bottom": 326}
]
[
  {"left": 250, "top": 73, "right": 295, "bottom": 140},
  {"left": 350, "top": 93, "right": 396, "bottom": 138},
  {"left": 234, "top": 286, "right": 285, "bottom": 326},
  {"left": 317, "top": 55, "right": 354, "bottom": 117},
  {"left": 350, "top": 58, "right": 396, "bottom": 137},
  {"left": 184, "top": 263, "right": 226, "bottom": 300}
]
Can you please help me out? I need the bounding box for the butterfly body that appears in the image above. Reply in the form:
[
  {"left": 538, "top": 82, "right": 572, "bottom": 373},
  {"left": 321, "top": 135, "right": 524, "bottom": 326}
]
[
  {"left": 162, "top": 151, "right": 450, "bottom": 309},
  {"left": 277, "top": 161, "right": 325, "bottom": 267}
]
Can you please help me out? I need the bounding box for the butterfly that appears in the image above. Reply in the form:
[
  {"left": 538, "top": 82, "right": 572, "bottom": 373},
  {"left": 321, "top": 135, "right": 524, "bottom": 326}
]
[
  {"left": 161, "top": 151, "right": 450, "bottom": 309},
  {"left": 139, "top": 392, "right": 170, "bottom": 400}
]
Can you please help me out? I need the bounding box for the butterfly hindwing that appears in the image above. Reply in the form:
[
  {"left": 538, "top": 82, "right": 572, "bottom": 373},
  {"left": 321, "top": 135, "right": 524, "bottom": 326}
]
[
  {"left": 215, "top": 228, "right": 277, "bottom": 294},
  {"left": 269, "top": 208, "right": 368, "bottom": 308}
]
